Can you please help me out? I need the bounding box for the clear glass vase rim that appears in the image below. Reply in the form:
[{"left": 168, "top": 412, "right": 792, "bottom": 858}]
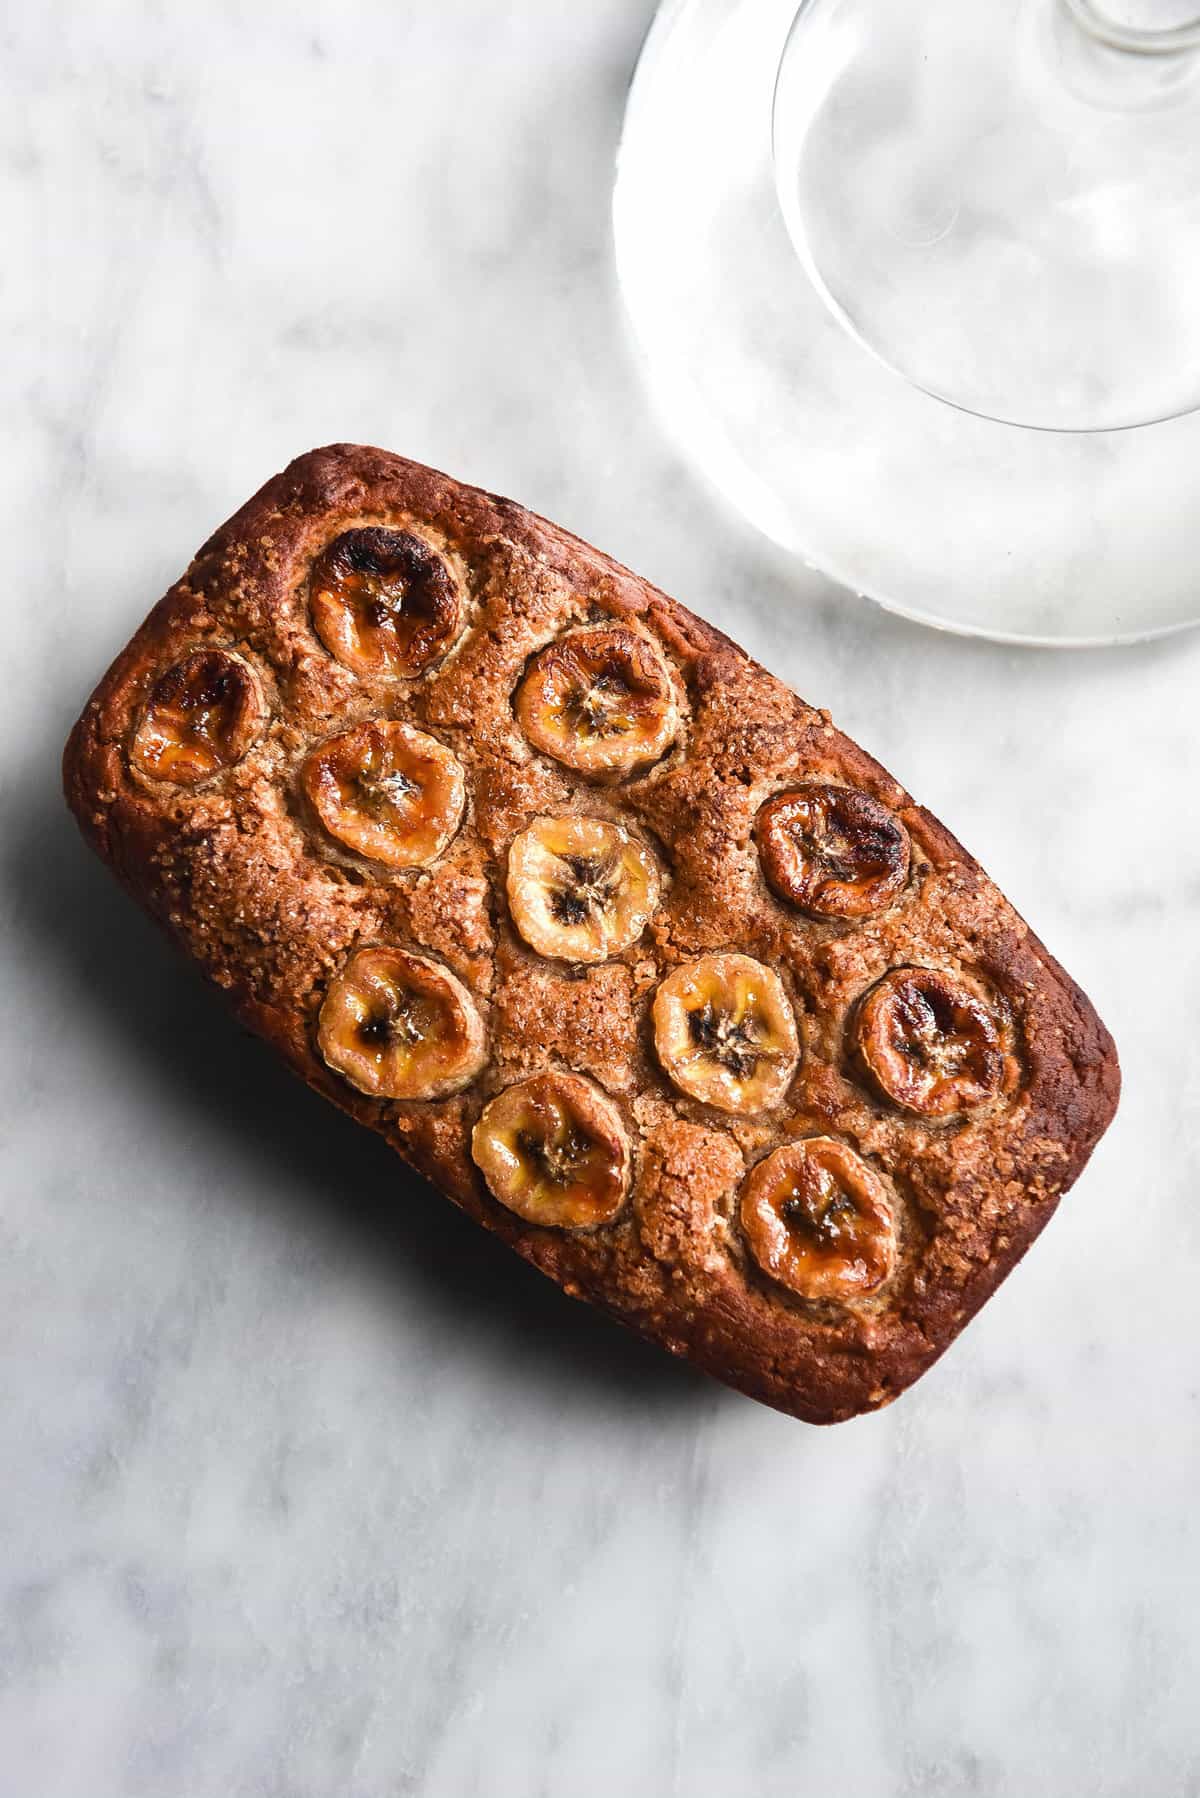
[
  {"left": 1064, "top": 0, "right": 1200, "bottom": 52},
  {"left": 782, "top": 0, "right": 1200, "bottom": 54}
]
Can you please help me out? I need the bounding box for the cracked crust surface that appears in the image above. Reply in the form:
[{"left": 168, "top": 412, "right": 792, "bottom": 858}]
[{"left": 62, "top": 444, "right": 1120, "bottom": 1424}]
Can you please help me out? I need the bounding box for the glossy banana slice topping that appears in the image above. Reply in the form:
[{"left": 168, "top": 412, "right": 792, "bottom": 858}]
[
  {"left": 310, "top": 528, "right": 462, "bottom": 678},
  {"left": 318, "top": 946, "right": 486, "bottom": 1100},
  {"left": 855, "top": 967, "right": 1011, "bottom": 1117},
  {"left": 471, "top": 1071, "right": 630, "bottom": 1228},
  {"left": 740, "top": 1138, "right": 896, "bottom": 1301},
  {"left": 757, "top": 783, "right": 910, "bottom": 920},
  {"left": 652, "top": 953, "right": 799, "bottom": 1115},
  {"left": 515, "top": 625, "right": 677, "bottom": 774},
  {"left": 130, "top": 648, "right": 265, "bottom": 784},
  {"left": 506, "top": 815, "right": 659, "bottom": 963},
  {"left": 302, "top": 720, "right": 466, "bottom": 870}
]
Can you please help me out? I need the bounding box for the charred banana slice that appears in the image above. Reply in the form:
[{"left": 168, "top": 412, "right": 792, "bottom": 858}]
[
  {"left": 506, "top": 815, "right": 659, "bottom": 963},
  {"left": 130, "top": 648, "right": 265, "bottom": 784},
  {"left": 318, "top": 946, "right": 486, "bottom": 1100},
  {"left": 515, "top": 625, "right": 677, "bottom": 775},
  {"left": 471, "top": 1071, "right": 630, "bottom": 1228},
  {"left": 855, "top": 967, "right": 1012, "bottom": 1118},
  {"left": 652, "top": 953, "right": 799, "bottom": 1115},
  {"left": 301, "top": 720, "right": 465, "bottom": 870},
  {"left": 757, "top": 783, "right": 910, "bottom": 919},
  {"left": 740, "top": 1138, "right": 896, "bottom": 1301},
  {"left": 310, "top": 528, "right": 462, "bottom": 678}
]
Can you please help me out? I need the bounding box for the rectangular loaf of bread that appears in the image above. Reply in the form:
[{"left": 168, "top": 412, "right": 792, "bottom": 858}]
[{"left": 63, "top": 445, "right": 1119, "bottom": 1424}]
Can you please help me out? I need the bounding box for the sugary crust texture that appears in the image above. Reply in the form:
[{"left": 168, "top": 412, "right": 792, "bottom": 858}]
[{"left": 62, "top": 445, "right": 1120, "bottom": 1424}]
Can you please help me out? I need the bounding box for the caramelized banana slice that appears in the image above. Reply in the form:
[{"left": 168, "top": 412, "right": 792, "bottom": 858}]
[
  {"left": 318, "top": 946, "right": 486, "bottom": 1099},
  {"left": 310, "top": 528, "right": 462, "bottom": 677},
  {"left": 653, "top": 953, "right": 799, "bottom": 1115},
  {"left": 740, "top": 1138, "right": 896, "bottom": 1301},
  {"left": 757, "top": 783, "right": 910, "bottom": 919},
  {"left": 471, "top": 1071, "right": 630, "bottom": 1227},
  {"left": 507, "top": 815, "right": 659, "bottom": 963},
  {"left": 515, "top": 626, "right": 677, "bottom": 774},
  {"left": 302, "top": 721, "right": 465, "bottom": 870},
  {"left": 130, "top": 648, "right": 265, "bottom": 784},
  {"left": 856, "top": 967, "right": 1012, "bottom": 1117}
]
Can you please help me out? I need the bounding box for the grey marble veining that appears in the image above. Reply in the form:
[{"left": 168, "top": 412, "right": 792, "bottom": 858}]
[{"left": 2, "top": 2, "right": 1198, "bottom": 1794}]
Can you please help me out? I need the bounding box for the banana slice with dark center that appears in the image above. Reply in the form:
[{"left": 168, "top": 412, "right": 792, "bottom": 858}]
[
  {"left": 757, "top": 783, "right": 910, "bottom": 919},
  {"left": 740, "top": 1138, "right": 896, "bottom": 1301},
  {"left": 318, "top": 946, "right": 486, "bottom": 1099},
  {"left": 302, "top": 720, "right": 465, "bottom": 869},
  {"left": 507, "top": 815, "right": 659, "bottom": 962},
  {"left": 471, "top": 1071, "right": 630, "bottom": 1227},
  {"left": 855, "top": 966, "right": 1012, "bottom": 1117},
  {"left": 309, "top": 528, "right": 462, "bottom": 678},
  {"left": 653, "top": 953, "right": 799, "bottom": 1114},
  {"left": 515, "top": 625, "right": 677, "bottom": 774},
  {"left": 130, "top": 648, "right": 265, "bottom": 784}
]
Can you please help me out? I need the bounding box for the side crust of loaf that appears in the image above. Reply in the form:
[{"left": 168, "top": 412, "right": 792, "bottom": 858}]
[{"left": 63, "top": 445, "right": 1120, "bottom": 1423}]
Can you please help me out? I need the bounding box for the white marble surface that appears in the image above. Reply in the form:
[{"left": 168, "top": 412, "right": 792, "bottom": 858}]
[{"left": 3, "top": 3, "right": 1198, "bottom": 1794}]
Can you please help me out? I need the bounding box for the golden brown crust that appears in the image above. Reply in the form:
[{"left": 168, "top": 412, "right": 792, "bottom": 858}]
[{"left": 62, "top": 444, "right": 1121, "bottom": 1424}]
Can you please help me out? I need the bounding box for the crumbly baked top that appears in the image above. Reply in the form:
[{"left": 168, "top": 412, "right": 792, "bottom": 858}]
[{"left": 63, "top": 445, "right": 1120, "bottom": 1424}]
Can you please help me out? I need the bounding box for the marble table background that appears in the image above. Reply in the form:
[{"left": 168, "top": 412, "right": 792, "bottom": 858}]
[{"left": 3, "top": 2, "right": 1197, "bottom": 1794}]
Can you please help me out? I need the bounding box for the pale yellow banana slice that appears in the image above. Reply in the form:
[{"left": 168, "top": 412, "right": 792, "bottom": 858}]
[
  {"left": 652, "top": 953, "right": 799, "bottom": 1114},
  {"left": 506, "top": 815, "right": 659, "bottom": 963}
]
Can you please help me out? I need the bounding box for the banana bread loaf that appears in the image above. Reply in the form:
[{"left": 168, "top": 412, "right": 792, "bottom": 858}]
[{"left": 62, "top": 445, "right": 1120, "bottom": 1424}]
